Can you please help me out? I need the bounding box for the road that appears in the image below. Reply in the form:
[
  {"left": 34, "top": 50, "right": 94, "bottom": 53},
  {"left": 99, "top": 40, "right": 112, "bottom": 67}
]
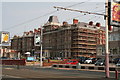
[{"left": 2, "top": 65, "right": 116, "bottom": 80}]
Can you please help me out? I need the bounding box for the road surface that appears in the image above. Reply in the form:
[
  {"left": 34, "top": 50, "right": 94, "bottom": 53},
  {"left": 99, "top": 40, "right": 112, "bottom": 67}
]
[{"left": 2, "top": 65, "right": 116, "bottom": 80}]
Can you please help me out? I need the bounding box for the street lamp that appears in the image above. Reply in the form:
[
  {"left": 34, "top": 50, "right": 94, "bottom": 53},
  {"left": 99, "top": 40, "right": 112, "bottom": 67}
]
[{"left": 40, "top": 26, "right": 44, "bottom": 67}]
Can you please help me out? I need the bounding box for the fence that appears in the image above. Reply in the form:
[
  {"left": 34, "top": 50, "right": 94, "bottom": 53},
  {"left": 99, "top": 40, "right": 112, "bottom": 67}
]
[
  {"left": 2, "top": 59, "right": 26, "bottom": 66},
  {"left": 52, "top": 64, "right": 120, "bottom": 71}
]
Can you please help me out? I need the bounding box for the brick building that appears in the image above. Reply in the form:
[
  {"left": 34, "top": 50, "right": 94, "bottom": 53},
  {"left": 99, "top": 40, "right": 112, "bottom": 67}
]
[
  {"left": 42, "top": 16, "right": 105, "bottom": 58},
  {"left": 11, "top": 16, "right": 106, "bottom": 58},
  {"left": 11, "top": 31, "right": 35, "bottom": 58}
]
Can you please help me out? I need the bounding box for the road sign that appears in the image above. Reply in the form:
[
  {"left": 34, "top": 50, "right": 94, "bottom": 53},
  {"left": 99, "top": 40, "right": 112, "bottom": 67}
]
[{"left": 0, "top": 31, "right": 10, "bottom": 46}]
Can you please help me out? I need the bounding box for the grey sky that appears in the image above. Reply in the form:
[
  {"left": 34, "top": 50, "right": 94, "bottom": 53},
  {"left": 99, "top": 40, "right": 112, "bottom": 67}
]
[{"left": 2, "top": 1, "right": 106, "bottom": 38}]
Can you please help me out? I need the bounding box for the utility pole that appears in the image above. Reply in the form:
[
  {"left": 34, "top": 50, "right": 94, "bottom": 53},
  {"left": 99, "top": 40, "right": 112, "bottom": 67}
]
[{"left": 105, "top": 0, "right": 110, "bottom": 78}]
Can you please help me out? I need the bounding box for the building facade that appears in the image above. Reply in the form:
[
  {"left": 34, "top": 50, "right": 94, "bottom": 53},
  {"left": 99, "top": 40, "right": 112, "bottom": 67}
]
[
  {"left": 11, "top": 16, "right": 106, "bottom": 58},
  {"left": 11, "top": 31, "right": 36, "bottom": 57},
  {"left": 42, "top": 16, "right": 105, "bottom": 58},
  {"left": 109, "top": 27, "right": 120, "bottom": 58}
]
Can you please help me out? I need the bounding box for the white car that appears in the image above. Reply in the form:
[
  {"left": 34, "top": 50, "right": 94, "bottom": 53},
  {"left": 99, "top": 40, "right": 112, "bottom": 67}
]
[
  {"left": 84, "top": 58, "right": 93, "bottom": 64},
  {"left": 116, "top": 61, "right": 120, "bottom": 66}
]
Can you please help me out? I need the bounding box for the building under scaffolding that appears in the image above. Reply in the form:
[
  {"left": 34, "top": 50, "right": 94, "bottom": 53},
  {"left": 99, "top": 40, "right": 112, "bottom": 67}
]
[
  {"left": 42, "top": 16, "right": 105, "bottom": 58},
  {"left": 11, "top": 16, "right": 105, "bottom": 58}
]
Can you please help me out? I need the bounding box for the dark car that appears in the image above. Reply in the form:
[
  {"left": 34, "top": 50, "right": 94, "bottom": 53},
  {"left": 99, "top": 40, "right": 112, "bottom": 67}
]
[
  {"left": 113, "top": 58, "right": 120, "bottom": 64},
  {"left": 11, "top": 57, "right": 20, "bottom": 60},
  {"left": 77, "top": 57, "right": 88, "bottom": 64},
  {"left": 0, "top": 57, "right": 9, "bottom": 60},
  {"left": 91, "top": 58, "right": 98, "bottom": 64},
  {"left": 95, "top": 59, "right": 105, "bottom": 66}
]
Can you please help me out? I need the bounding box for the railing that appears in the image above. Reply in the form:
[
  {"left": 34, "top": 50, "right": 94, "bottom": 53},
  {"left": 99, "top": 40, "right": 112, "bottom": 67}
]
[
  {"left": 2, "top": 59, "right": 26, "bottom": 66},
  {"left": 52, "top": 64, "right": 119, "bottom": 72}
]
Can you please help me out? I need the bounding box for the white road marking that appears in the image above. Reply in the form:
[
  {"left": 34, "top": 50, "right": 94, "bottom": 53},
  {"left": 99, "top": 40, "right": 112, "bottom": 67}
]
[{"left": 4, "top": 68, "right": 14, "bottom": 70}]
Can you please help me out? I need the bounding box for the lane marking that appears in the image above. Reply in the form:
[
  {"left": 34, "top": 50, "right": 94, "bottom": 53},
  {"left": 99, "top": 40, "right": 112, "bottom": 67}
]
[
  {"left": 3, "top": 68, "right": 14, "bottom": 70},
  {"left": 2, "top": 75, "right": 22, "bottom": 78}
]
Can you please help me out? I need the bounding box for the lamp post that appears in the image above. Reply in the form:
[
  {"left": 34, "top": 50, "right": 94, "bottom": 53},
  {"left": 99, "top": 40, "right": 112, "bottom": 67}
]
[{"left": 40, "top": 26, "right": 43, "bottom": 67}]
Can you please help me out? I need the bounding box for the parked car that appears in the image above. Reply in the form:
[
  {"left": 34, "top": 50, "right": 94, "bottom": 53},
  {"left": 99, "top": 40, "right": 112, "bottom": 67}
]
[
  {"left": 0, "top": 57, "right": 9, "bottom": 60},
  {"left": 91, "top": 58, "right": 98, "bottom": 64},
  {"left": 84, "top": 58, "right": 97, "bottom": 64},
  {"left": 116, "top": 60, "right": 120, "bottom": 66},
  {"left": 113, "top": 58, "right": 120, "bottom": 64},
  {"left": 65, "top": 60, "right": 79, "bottom": 65},
  {"left": 11, "top": 57, "right": 20, "bottom": 60},
  {"left": 56, "top": 57, "right": 62, "bottom": 60},
  {"left": 95, "top": 59, "right": 105, "bottom": 66},
  {"left": 77, "top": 57, "right": 89, "bottom": 64}
]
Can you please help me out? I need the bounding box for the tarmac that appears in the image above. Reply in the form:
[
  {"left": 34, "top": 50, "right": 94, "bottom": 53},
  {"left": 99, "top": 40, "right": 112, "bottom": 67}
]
[{"left": 2, "top": 63, "right": 120, "bottom": 80}]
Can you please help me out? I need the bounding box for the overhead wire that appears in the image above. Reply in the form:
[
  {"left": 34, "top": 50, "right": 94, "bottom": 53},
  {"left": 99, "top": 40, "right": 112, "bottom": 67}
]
[
  {"left": 64, "top": 14, "right": 86, "bottom": 22},
  {"left": 64, "top": 2, "right": 105, "bottom": 24},
  {"left": 55, "top": 1, "right": 106, "bottom": 24},
  {"left": 9, "top": 1, "right": 106, "bottom": 39},
  {"left": 65, "top": 3, "right": 101, "bottom": 21},
  {"left": 84, "top": 12, "right": 105, "bottom": 24},
  {"left": 9, "top": 1, "right": 90, "bottom": 38},
  {"left": 5, "top": 11, "right": 57, "bottom": 30},
  {"left": 65, "top": 0, "right": 90, "bottom": 8},
  {"left": 5, "top": 1, "right": 90, "bottom": 31}
]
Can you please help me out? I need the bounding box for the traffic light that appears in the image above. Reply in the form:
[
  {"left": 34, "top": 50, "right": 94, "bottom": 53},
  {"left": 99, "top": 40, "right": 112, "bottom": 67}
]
[{"left": 34, "top": 34, "right": 41, "bottom": 46}]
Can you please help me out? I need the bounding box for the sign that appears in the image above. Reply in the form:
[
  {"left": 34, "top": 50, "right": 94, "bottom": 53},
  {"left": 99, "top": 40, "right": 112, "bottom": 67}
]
[
  {"left": 0, "top": 31, "right": 10, "bottom": 45},
  {"left": 27, "top": 57, "right": 36, "bottom": 61},
  {"left": 34, "top": 34, "right": 41, "bottom": 46},
  {"left": 111, "top": 0, "right": 120, "bottom": 27}
]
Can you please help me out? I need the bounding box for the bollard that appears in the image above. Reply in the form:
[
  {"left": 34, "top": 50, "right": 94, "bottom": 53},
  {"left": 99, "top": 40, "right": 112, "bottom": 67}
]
[
  {"left": 115, "top": 70, "right": 118, "bottom": 79},
  {"left": 77, "top": 63, "right": 81, "bottom": 69}
]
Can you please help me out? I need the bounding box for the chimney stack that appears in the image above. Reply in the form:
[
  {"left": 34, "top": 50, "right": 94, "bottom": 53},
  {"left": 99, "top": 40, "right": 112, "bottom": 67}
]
[
  {"left": 29, "top": 31, "right": 33, "bottom": 33},
  {"left": 89, "top": 21, "right": 93, "bottom": 26},
  {"left": 63, "top": 21, "right": 68, "bottom": 26},
  {"left": 38, "top": 28, "right": 41, "bottom": 31},
  {"left": 96, "top": 23, "right": 101, "bottom": 27},
  {"left": 73, "top": 19, "right": 78, "bottom": 24},
  {"left": 48, "top": 16, "right": 59, "bottom": 23},
  {"left": 34, "top": 29, "right": 38, "bottom": 33}
]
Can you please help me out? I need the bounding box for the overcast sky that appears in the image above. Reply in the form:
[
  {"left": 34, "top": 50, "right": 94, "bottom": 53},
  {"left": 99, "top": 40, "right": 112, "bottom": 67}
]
[{"left": 1, "top": 0, "right": 106, "bottom": 38}]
